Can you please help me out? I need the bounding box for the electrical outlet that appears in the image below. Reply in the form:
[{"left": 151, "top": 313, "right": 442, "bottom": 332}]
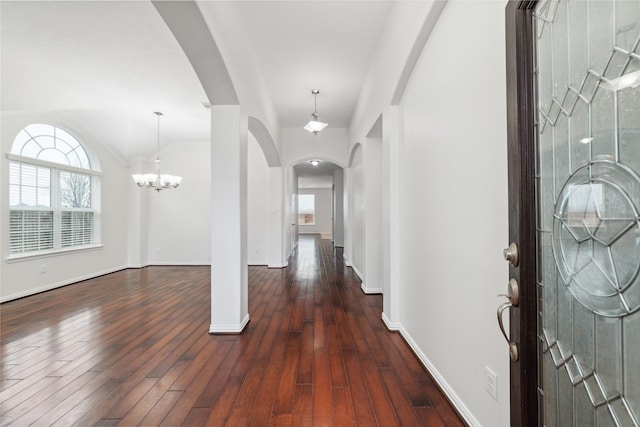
[
  {"left": 485, "top": 366, "right": 498, "bottom": 400},
  {"left": 40, "top": 264, "right": 47, "bottom": 274}
]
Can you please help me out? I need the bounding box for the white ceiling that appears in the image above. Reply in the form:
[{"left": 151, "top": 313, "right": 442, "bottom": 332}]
[
  {"left": 236, "top": 1, "right": 392, "bottom": 128},
  {"left": 1, "top": 1, "right": 210, "bottom": 162},
  {"left": 1, "top": 0, "right": 393, "bottom": 165}
]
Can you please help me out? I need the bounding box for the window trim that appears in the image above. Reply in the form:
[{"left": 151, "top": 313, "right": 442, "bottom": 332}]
[
  {"left": 6, "top": 153, "right": 103, "bottom": 177},
  {"left": 6, "top": 243, "right": 104, "bottom": 263}
]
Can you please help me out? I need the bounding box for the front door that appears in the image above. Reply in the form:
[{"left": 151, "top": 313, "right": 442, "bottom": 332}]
[{"left": 506, "top": 0, "right": 640, "bottom": 425}]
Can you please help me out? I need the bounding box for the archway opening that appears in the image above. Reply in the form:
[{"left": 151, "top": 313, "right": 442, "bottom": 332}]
[{"left": 293, "top": 160, "right": 344, "bottom": 248}]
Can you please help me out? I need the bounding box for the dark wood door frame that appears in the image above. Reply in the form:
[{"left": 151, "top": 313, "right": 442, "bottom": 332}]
[{"left": 505, "top": 1, "right": 538, "bottom": 426}]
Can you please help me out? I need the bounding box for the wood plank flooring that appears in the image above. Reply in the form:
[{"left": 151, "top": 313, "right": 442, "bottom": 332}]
[{"left": 1, "top": 235, "right": 465, "bottom": 426}]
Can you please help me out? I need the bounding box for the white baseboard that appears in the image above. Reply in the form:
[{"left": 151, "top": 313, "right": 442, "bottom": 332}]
[
  {"left": 126, "top": 263, "right": 148, "bottom": 269},
  {"left": 1, "top": 265, "right": 128, "bottom": 303},
  {"left": 350, "top": 264, "right": 363, "bottom": 281},
  {"left": 128, "top": 263, "right": 212, "bottom": 268},
  {"left": 398, "top": 325, "right": 481, "bottom": 426},
  {"left": 147, "top": 261, "right": 210, "bottom": 266},
  {"left": 209, "top": 313, "right": 250, "bottom": 334},
  {"left": 267, "top": 263, "right": 286, "bottom": 269},
  {"left": 361, "top": 283, "right": 382, "bottom": 294},
  {"left": 381, "top": 312, "right": 401, "bottom": 331}
]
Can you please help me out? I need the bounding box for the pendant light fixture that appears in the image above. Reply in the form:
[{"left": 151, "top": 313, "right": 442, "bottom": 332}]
[
  {"left": 132, "top": 112, "right": 182, "bottom": 191},
  {"left": 303, "top": 89, "right": 328, "bottom": 135}
]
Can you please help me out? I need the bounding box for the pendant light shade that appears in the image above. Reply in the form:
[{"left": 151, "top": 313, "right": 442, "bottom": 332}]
[{"left": 304, "top": 90, "right": 328, "bottom": 135}]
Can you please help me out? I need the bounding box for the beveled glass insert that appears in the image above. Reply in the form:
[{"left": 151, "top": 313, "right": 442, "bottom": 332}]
[
  {"left": 534, "top": 0, "right": 640, "bottom": 424},
  {"left": 576, "top": 383, "right": 596, "bottom": 427},
  {"left": 552, "top": 161, "right": 640, "bottom": 317}
]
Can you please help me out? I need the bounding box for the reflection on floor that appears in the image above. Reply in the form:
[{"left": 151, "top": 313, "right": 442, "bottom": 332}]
[{"left": 0, "top": 234, "right": 464, "bottom": 426}]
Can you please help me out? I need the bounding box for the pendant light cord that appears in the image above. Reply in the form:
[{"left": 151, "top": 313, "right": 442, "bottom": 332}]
[
  {"left": 154, "top": 111, "right": 163, "bottom": 161},
  {"left": 311, "top": 89, "right": 320, "bottom": 120}
]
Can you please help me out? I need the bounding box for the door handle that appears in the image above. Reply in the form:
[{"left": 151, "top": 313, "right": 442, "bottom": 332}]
[
  {"left": 497, "top": 278, "right": 519, "bottom": 361},
  {"left": 497, "top": 301, "right": 512, "bottom": 342}
]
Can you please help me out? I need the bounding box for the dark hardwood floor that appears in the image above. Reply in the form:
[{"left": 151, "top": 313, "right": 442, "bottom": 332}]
[{"left": 1, "top": 235, "right": 465, "bottom": 426}]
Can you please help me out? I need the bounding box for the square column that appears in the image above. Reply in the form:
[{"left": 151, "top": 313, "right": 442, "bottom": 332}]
[{"left": 209, "top": 105, "right": 249, "bottom": 333}]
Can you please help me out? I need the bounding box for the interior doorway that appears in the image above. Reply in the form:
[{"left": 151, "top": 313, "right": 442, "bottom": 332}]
[{"left": 294, "top": 160, "right": 344, "bottom": 247}]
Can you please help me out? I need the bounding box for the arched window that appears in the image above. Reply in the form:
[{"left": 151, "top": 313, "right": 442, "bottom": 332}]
[{"left": 8, "top": 124, "right": 101, "bottom": 256}]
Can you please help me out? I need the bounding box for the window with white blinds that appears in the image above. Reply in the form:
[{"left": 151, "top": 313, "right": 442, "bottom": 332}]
[
  {"left": 8, "top": 124, "right": 101, "bottom": 257},
  {"left": 9, "top": 210, "right": 54, "bottom": 253}
]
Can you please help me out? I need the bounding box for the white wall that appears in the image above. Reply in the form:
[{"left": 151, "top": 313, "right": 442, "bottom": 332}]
[
  {"left": 364, "top": 137, "right": 382, "bottom": 294},
  {"left": 283, "top": 165, "right": 297, "bottom": 259},
  {"left": 348, "top": 144, "right": 365, "bottom": 281},
  {"left": 332, "top": 168, "right": 344, "bottom": 247},
  {"left": 266, "top": 166, "right": 286, "bottom": 268},
  {"left": 1, "top": 112, "right": 130, "bottom": 301},
  {"left": 247, "top": 137, "right": 269, "bottom": 265},
  {"left": 346, "top": 1, "right": 511, "bottom": 425},
  {"left": 282, "top": 127, "right": 349, "bottom": 168},
  {"left": 348, "top": 0, "right": 438, "bottom": 144},
  {"left": 347, "top": 138, "right": 382, "bottom": 292},
  {"left": 146, "top": 142, "right": 211, "bottom": 265},
  {"left": 397, "top": 2, "right": 509, "bottom": 425},
  {"left": 127, "top": 159, "right": 149, "bottom": 268},
  {"left": 298, "top": 188, "right": 332, "bottom": 236}
]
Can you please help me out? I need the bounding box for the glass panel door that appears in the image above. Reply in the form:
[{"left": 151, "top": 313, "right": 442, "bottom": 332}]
[{"left": 534, "top": 0, "right": 640, "bottom": 425}]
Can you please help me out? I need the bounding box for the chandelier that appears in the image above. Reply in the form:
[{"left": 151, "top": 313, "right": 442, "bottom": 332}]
[{"left": 132, "top": 112, "right": 182, "bottom": 191}]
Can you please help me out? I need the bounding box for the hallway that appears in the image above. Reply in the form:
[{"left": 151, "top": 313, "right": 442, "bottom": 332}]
[{"left": 0, "top": 235, "right": 464, "bottom": 426}]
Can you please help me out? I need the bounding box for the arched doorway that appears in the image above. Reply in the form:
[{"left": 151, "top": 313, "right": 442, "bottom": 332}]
[{"left": 292, "top": 160, "right": 345, "bottom": 249}]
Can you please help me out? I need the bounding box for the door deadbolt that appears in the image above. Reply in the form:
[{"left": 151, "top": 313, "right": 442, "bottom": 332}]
[{"left": 503, "top": 242, "right": 519, "bottom": 267}]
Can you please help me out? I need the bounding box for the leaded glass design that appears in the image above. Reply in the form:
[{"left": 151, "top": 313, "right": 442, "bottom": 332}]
[
  {"left": 534, "top": 0, "right": 640, "bottom": 425},
  {"left": 11, "top": 124, "right": 91, "bottom": 169}
]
